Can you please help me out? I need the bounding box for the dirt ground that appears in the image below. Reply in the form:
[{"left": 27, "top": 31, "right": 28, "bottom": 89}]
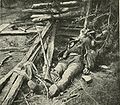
[{"left": 0, "top": 7, "right": 120, "bottom": 105}]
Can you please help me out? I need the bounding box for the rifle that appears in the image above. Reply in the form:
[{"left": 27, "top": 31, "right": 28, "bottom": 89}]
[{"left": 36, "top": 25, "right": 53, "bottom": 84}]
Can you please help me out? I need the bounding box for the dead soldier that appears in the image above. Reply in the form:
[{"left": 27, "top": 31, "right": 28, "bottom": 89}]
[{"left": 49, "top": 28, "right": 97, "bottom": 98}]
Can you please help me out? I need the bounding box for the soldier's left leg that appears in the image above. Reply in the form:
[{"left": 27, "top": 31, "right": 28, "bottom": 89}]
[
  {"left": 57, "top": 62, "right": 83, "bottom": 91},
  {"left": 49, "top": 62, "right": 84, "bottom": 97}
]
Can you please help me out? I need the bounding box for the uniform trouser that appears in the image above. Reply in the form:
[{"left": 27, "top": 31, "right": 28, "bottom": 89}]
[{"left": 54, "top": 59, "right": 84, "bottom": 91}]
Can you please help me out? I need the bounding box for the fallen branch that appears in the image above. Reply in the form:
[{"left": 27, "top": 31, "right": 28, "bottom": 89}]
[{"left": 0, "top": 55, "right": 12, "bottom": 67}]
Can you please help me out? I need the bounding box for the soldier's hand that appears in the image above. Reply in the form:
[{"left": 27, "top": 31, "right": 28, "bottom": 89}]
[
  {"left": 63, "top": 51, "right": 68, "bottom": 58},
  {"left": 83, "top": 68, "right": 90, "bottom": 75}
]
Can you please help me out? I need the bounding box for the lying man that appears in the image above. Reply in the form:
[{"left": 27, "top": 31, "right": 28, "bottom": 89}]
[{"left": 48, "top": 28, "right": 97, "bottom": 98}]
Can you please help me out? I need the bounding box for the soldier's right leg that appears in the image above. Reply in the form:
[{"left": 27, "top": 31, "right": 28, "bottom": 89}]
[
  {"left": 51, "top": 62, "right": 68, "bottom": 83},
  {"left": 54, "top": 62, "right": 68, "bottom": 77}
]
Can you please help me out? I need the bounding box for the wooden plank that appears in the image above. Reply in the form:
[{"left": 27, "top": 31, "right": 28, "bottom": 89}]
[
  {"left": 0, "top": 73, "right": 18, "bottom": 105},
  {"left": 0, "top": 30, "right": 37, "bottom": 35},
  {"left": 2, "top": 75, "right": 23, "bottom": 105},
  {"left": 0, "top": 24, "right": 10, "bottom": 32}
]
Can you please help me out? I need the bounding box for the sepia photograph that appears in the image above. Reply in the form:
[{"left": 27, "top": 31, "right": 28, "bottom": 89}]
[{"left": 0, "top": 0, "right": 119, "bottom": 105}]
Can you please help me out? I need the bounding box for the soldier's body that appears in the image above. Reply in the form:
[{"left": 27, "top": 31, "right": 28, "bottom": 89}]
[{"left": 49, "top": 28, "right": 97, "bottom": 97}]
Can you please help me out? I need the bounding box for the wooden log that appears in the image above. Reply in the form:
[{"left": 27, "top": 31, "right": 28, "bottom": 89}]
[
  {"left": 32, "top": 10, "right": 81, "bottom": 22},
  {"left": 2, "top": 75, "right": 24, "bottom": 105},
  {"left": 23, "top": 8, "right": 70, "bottom": 14},
  {"left": 0, "top": 24, "right": 10, "bottom": 32},
  {"left": 11, "top": 21, "right": 35, "bottom": 27},
  {"left": 31, "top": 14, "right": 51, "bottom": 19},
  {"left": 31, "top": 10, "right": 81, "bottom": 18},
  {"left": 31, "top": 22, "right": 84, "bottom": 30},
  {"left": 58, "top": 1, "right": 80, "bottom": 7},
  {"left": 0, "top": 73, "right": 18, "bottom": 105},
  {"left": 0, "top": 47, "right": 28, "bottom": 52},
  {"left": 0, "top": 30, "right": 38, "bottom": 35},
  {"left": 32, "top": 1, "right": 80, "bottom": 9}
]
